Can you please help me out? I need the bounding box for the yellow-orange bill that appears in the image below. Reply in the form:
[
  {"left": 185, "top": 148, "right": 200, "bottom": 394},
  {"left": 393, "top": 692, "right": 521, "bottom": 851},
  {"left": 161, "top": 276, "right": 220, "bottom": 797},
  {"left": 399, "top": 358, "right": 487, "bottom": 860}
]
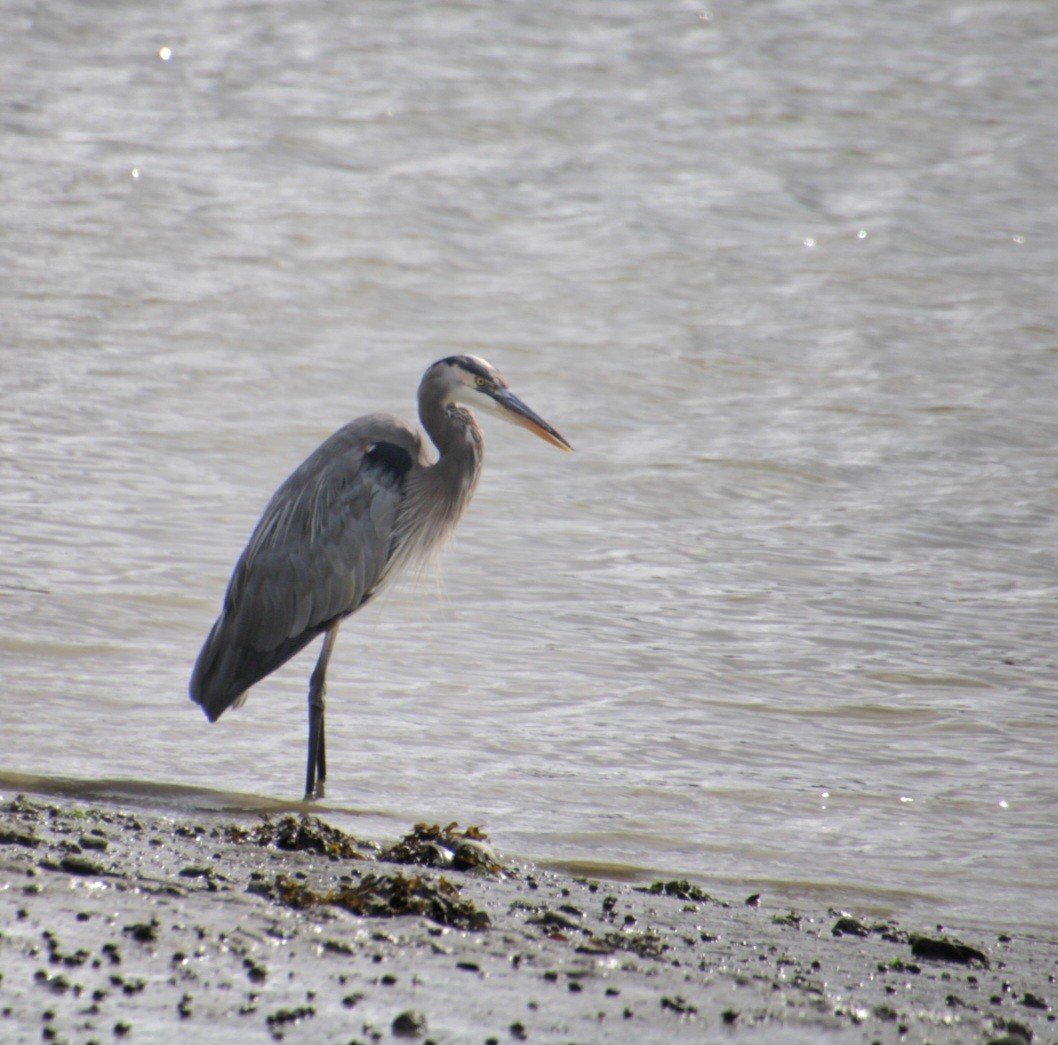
[{"left": 497, "top": 390, "right": 573, "bottom": 452}]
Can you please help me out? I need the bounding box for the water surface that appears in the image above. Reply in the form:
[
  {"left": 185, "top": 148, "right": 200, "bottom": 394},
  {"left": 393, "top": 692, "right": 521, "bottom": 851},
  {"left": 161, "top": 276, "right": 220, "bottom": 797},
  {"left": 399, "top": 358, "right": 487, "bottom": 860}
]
[{"left": 3, "top": 0, "right": 1057, "bottom": 934}]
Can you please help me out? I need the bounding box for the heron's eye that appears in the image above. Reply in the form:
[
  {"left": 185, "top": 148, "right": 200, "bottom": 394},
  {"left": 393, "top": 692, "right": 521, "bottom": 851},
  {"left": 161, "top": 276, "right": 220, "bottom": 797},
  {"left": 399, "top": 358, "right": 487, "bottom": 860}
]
[{"left": 475, "top": 376, "right": 488, "bottom": 389}]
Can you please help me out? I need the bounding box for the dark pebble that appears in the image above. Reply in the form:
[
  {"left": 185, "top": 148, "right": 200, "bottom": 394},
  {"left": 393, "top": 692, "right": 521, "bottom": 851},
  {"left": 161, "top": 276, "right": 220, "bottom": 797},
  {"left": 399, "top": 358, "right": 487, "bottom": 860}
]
[
  {"left": 123, "top": 920, "right": 159, "bottom": 944},
  {"left": 832, "top": 915, "right": 870, "bottom": 937},
  {"left": 0, "top": 828, "right": 41, "bottom": 847},
  {"left": 660, "top": 995, "right": 696, "bottom": 1015},
  {"left": 243, "top": 958, "right": 268, "bottom": 983},
  {"left": 909, "top": 933, "right": 989, "bottom": 967},
  {"left": 392, "top": 1010, "right": 428, "bottom": 1037},
  {"left": 58, "top": 855, "right": 107, "bottom": 876}
]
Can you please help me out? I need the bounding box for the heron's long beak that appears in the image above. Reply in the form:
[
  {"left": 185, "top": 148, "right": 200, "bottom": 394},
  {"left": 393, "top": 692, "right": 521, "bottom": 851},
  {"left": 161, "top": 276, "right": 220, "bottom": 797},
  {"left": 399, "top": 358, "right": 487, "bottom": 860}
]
[{"left": 494, "top": 389, "right": 573, "bottom": 452}]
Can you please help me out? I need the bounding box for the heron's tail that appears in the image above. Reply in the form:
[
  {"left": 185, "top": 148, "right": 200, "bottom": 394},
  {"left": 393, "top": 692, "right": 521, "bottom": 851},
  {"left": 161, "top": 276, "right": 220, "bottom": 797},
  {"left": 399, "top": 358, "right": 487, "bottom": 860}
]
[
  {"left": 189, "top": 617, "right": 250, "bottom": 722},
  {"left": 189, "top": 614, "right": 323, "bottom": 722}
]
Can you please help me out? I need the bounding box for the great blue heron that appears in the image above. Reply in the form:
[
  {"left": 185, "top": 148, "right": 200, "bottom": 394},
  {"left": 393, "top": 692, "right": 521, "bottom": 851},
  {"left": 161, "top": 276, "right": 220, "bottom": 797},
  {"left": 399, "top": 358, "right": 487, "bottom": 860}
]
[{"left": 190, "top": 356, "right": 572, "bottom": 799}]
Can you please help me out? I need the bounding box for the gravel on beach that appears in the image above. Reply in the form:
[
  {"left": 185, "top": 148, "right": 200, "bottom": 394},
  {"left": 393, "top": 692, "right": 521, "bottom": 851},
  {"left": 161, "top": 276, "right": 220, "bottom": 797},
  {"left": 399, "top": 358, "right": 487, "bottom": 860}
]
[{"left": 0, "top": 794, "right": 1053, "bottom": 1044}]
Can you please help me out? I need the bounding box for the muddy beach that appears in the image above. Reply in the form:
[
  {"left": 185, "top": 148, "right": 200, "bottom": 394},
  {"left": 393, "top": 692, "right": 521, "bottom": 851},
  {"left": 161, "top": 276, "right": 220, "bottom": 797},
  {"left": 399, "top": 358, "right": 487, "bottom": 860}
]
[{"left": 0, "top": 794, "right": 1053, "bottom": 1045}]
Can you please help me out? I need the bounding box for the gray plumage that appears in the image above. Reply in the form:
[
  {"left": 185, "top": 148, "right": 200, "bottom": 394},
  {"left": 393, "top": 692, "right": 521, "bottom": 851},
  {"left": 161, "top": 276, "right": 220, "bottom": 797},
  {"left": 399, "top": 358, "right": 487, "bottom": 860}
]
[{"left": 189, "top": 356, "right": 572, "bottom": 799}]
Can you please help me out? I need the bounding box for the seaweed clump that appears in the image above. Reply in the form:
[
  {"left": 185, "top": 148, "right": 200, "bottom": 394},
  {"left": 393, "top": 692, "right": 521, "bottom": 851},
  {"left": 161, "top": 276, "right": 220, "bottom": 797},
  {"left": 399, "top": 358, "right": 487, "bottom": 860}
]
[
  {"left": 272, "top": 870, "right": 490, "bottom": 930},
  {"left": 231, "top": 815, "right": 367, "bottom": 860},
  {"left": 909, "top": 933, "right": 989, "bottom": 968},
  {"left": 579, "top": 930, "right": 669, "bottom": 960},
  {"left": 638, "top": 879, "right": 724, "bottom": 906},
  {"left": 382, "top": 822, "right": 508, "bottom": 876}
]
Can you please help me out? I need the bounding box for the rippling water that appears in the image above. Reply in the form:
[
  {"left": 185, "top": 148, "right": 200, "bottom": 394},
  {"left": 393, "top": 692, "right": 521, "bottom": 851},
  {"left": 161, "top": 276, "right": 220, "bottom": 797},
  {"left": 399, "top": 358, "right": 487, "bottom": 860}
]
[{"left": 3, "top": 0, "right": 1057, "bottom": 934}]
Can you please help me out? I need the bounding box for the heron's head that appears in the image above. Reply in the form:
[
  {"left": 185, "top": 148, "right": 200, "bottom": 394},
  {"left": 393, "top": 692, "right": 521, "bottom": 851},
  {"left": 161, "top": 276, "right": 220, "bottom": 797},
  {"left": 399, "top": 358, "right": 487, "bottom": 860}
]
[{"left": 424, "top": 355, "right": 573, "bottom": 452}]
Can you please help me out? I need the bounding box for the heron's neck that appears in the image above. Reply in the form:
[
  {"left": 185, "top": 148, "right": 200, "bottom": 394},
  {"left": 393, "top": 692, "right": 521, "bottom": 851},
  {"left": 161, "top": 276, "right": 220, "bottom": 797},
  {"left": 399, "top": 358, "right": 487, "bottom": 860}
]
[
  {"left": 383, "top": 392, "right": 486, "bottom": 579},
  {"left": 418, "top": 394, "right": 485, "bottom": 521}
]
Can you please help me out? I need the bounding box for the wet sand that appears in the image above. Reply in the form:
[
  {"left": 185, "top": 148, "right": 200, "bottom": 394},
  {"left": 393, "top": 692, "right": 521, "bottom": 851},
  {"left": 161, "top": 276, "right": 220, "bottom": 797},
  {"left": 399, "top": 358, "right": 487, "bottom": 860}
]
[{"left": 0, "top": 794, "right": 1052, "bottom": 1044}]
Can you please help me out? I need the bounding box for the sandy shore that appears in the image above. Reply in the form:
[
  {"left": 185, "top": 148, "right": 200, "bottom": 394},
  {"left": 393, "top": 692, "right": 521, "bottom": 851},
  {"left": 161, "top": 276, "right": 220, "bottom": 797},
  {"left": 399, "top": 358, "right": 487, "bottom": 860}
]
[{"left": 0, "top": 794, "right": 1052, "bottom": 1045}]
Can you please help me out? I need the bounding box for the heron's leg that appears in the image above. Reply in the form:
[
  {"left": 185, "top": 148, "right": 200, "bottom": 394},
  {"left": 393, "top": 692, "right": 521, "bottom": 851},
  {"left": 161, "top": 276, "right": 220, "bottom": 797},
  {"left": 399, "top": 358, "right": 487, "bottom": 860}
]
[{"left": 305, "top": 621, "right": 341, "bottom": 800}]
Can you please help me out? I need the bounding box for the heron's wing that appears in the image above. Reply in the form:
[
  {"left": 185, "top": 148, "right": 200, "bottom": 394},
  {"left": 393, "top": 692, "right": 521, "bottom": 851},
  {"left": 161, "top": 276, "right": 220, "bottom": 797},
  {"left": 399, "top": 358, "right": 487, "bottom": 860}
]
[{"left": 224, "top": 420, "right": 419, "bottom": 653}]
